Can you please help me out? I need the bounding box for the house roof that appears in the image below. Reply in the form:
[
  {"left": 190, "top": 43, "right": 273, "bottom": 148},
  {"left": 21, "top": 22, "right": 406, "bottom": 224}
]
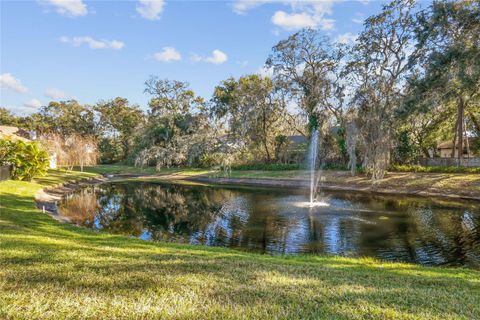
[
  {"left": 437, "top": 137, "right": 477, "bottom": 149},
  {"left": 287, "top": 135, "right": 307, "bottom": 145},
  {"left": 437, "top": 141, "right": 454, "bottom": 149},
  {"left": 0, "top": 126, "right": 32, "bottom": 142}
]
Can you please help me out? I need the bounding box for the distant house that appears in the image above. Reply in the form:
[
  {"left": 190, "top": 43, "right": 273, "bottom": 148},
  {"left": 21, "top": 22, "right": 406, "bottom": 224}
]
[
  {"left": 0, "top": 125, "right": 34, "bottom": 142},
  {"left": 437, "top": 137, "right": 477, "bottom": 158},
  {"left": 0, "top": 126, "right": 57, "bottom": 168}
]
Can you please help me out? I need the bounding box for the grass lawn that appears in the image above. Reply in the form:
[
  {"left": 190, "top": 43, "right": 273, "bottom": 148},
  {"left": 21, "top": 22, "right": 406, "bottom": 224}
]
[
  {"left": 1, "top": 168, "right": 480, "bottom": 319},
  {"left": 78, "top": 164, "right": 208, "bottom": 176}
]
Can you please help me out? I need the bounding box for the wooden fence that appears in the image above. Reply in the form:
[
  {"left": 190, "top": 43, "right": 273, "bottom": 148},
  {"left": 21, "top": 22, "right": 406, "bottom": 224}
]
[{"left": 418, "top": 158, "right": 480, "bottom": 167}]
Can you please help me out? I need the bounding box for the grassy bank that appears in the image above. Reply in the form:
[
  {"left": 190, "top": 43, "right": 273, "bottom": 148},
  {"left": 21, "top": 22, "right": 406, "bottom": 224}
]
[
  {"left": 1, "top": 168, "right": 479, "bottom": 319},
  {"left": 224, "top": 170, "right": 480, "bottom": 198}
]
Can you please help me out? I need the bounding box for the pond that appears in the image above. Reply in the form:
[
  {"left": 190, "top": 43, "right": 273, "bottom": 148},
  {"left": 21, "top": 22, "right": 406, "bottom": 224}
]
[{"left": 59, "top": 181, "right": 480, "bottom": 267}]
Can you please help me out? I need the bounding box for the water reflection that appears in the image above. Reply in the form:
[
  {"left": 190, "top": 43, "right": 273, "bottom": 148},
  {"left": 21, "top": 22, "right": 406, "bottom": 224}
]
[{"left": 59, "top": 182, "right": 480, "bottom": 267}]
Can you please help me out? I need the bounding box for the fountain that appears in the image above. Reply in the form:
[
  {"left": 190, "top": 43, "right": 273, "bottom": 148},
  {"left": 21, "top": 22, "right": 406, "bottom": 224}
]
[
  {"left": 308, "top": 129, "right": 319, "bottom": 204},
  {"left": 306, "top": 129, "right": 329, "bottom": 207}
]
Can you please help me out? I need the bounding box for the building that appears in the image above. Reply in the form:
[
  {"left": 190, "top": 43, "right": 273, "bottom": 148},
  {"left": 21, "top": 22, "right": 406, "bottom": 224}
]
[
  {"left": 0, "top": 125, "right": 34, "bottom": 142},
  {"left": 0, "top": 126, "right": 57, "bottom": 168},
  {"left": 437, "top": 137, "right": 477, "bottom": 158}
]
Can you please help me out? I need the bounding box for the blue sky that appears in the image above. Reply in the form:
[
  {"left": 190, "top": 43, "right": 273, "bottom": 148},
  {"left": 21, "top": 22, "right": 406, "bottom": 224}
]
[{"left": 1, "top": 0, "right": 388, "bottom": 115}]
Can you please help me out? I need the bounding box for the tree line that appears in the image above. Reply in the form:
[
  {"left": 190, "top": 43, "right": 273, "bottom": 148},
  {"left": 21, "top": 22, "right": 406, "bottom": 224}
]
[{"left": 1, "top": 0, "right": 479, "bottom": 181}]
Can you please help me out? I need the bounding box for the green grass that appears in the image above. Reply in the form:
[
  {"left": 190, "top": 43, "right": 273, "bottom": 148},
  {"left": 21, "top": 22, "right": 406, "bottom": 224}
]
[
  {"left": 72, "top": 164, "right": 157, "bottom": 174},
  {"left": 391, "top": 164, "right": 480, "bottom": 174},
  {"left": 78, "top": 164, "right": 210, "bottom": 176},
  {"left": 1, "top": 168, "right": 480, "bottom": 319}
]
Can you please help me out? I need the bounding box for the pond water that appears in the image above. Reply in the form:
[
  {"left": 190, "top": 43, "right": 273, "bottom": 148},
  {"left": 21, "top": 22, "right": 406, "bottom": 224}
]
[{"left": 59, "top": 181, "right": 480, "bottom": 267}]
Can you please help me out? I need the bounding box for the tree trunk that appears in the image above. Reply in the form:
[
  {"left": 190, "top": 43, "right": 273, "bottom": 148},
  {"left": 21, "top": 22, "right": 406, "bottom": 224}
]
[
  {"left": 123, "top": 139, "right": 129, "bottom": 161},
  {"left": 421, "top": 147, "right": 430, "bottom": 158},
  {"left": 262, "top": 106, "right": 271, "bottom": 163},
  {"left": 464, "top": 118, "right": 470, "bottom": 157},
  {"left": 457, "top": 97, "right": 464, "bottom": 161},
  {"left": 451, "top": 114, "right": 459, "bottom": 158}
]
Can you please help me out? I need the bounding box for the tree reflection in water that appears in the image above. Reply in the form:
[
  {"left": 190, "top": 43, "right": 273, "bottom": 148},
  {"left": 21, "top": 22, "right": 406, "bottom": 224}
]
[{"left": 59, "top": 182, "right": 480, "bottom": 267}]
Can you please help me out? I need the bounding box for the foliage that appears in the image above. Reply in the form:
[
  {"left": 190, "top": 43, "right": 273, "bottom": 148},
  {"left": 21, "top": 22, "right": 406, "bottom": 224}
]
[
  {"left": 98, "top": 137, "right": 123, "bottom": 164},
  {"left": 96, "top": 97, "right": 144, "bottom": 162},
  {"left": 41, "top": 133, "right": 98, "bottom": 171},
  {"left": 345, "top": 120, "right": 359, "bottom": 176},
  {"left": 0, "top": 107, "right": 20, "bottom": 126},
  {"left": 211, "top": 75, "right": 287, "bottom": 163},
  {"left": 266, "top": 28, "right": 345, "bottom": 131},
  {"left": 348, "top": 0, "right": 418, "bottom": 181},
  {"left": 393, "top": 130, "right": 419, "bottom": 164},
  {"left": 144, "top": 77, "right": 205, "bottom": 116},
  {"left": 0, "top": 139, "right": 49, "bottom": 181},
  {"left": 133, "top": 79, "right": 219, "bottom": 170},
  {"left": 402, "top": 0, "right": 480, "bottom": 160},
  {"left": 31, "top": 100, "right": 96, "bottom": 137}
]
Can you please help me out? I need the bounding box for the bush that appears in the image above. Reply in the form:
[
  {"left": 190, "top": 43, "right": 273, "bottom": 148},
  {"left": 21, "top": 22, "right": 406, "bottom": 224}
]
[
  {"left": 0, "top": 139, "right": 49, "bottom": 181},
  {"left": 390, "top": 164, "right": 480, "bottom": 174}
]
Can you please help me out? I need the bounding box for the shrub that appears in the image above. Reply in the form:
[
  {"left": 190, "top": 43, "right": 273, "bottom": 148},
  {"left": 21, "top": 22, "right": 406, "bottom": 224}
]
[{"left": 0, "top": 139, "right": 49, "bottom": 181}]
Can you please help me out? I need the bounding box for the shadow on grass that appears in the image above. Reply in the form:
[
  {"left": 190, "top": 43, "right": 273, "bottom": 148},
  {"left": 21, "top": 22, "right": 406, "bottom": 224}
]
[
  {"left": 3, "top": 239, "right": 478, "bottom": 319},
  {"left": 2, "top": 187, "right": 480, "bottom": 318}
]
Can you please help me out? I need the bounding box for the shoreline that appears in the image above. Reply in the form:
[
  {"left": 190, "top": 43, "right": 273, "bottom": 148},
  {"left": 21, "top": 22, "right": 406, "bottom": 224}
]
[
  {"left": 134, "top": 173, "right": 480, "bottom": 202},
  {"left": 185, "top": 175, "right": 480, "bottom": 201},
  {"left": 35, "top": 172, "right": 480, "bottom": 219},
  {"left": 35, "top": 175, "right": 107, "bottom": 222}
]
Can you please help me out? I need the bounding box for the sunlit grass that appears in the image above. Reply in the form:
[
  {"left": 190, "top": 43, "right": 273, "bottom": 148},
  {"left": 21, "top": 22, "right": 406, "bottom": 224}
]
[{"left": 1, "top": 167, "right": 479, "bottom": 319}]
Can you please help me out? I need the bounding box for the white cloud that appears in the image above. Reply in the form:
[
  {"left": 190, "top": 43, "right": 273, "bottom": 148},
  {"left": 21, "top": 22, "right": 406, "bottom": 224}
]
[
  {"left": 234, "top": 0, "right": 338, "bottom": 31},
  {"left": 153, "top": 47, "right": 182, "bottom": 62},
  {"left": 136, "top": 0, "right": 165, "bottom": 20},
  {"left": 335, "top": 32, "right": 357, "bottom": 45},
  {"left": 271, "top": 11, "right": 318, "bottom": 29},
  {"left": 42, "top": 0, "right": 88, "bottom": 17},
  {"left": 192, "top": 50, "right": 228, "bottom": 65},
  {"left": 45, "top": 88, "right": 67, "bottom": 100},
  {"left": 60, "top": 36, "right": 124, "bottom": 50},
  {"left": 233, "top": 0, "right": 274, "bottom": 14},
  {"left": 272, "top": 10, "right": 335, "bottom": 30},
  {"left": 205, "top": 50, "right": 228, "bottom": 64},
  {"left": 24, "top": 98, "right": 42, "bottom": 109},
  {"left": 0, "top": 73, "right": 28, "bottom": 94}
]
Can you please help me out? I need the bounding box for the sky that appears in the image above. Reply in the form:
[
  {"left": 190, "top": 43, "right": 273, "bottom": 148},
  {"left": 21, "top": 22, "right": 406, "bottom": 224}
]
[{"left": 1, "top": 0, "right": 389, "bottom": 115}]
